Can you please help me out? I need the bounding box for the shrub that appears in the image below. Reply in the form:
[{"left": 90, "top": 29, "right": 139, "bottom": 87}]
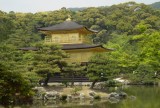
[
  {"left": 94, "top": 95, "right": 101, "bottom": 100},
  {"left": 105, "top": 80, "right": 121, "bottom": 87},
  {"left": 60, "top": 94, "right": 67, "bottom": 101},
  {"left": 71, "top": 86, "right": 82, "bottom": 95},
  {"left": 0, "top": 63, "right": 33, "bottom": 105}
]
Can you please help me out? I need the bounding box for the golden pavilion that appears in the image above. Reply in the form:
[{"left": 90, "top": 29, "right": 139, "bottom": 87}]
[{"left": 38, "top": 18, "right": 112, "bottom": 63}]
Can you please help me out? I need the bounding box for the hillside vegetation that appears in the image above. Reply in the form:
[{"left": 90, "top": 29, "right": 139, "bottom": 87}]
[
  {"left": 1, "top": 2, "right": 160, "bottom": 45},
  {"left": 150, "top": 2, "right": 160, "bottom": 9}
]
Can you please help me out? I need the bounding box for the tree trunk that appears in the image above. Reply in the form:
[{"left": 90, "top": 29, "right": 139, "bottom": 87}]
[
  {"left": 71, "top": 73, "right": 74, "bottom": 87},
  {"left": 44, "top": 73, "right": 51, "bottom": 86},
  {"left": 90, "top": 80, "right": 97, "bottom": 89}
]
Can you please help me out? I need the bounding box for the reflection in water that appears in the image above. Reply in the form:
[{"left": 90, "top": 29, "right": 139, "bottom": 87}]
[{"left": 1, "top": 86, "right": 160, "bottom": 108}]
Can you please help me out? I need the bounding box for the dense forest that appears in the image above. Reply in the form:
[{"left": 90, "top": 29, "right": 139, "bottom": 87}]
[
  {"left": 150, "top": 2, "right": 160, "bottom": 9},
  {"left": 0, "top": 2, "right": 160, "bottom": 104}
]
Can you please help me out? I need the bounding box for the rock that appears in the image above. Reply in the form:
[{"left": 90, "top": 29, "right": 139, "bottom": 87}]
[
  {"left": 108, "top": 94, "right": 119, "bottom": 103},
  {"left": 94, "top": 82, "right": 105, "bottom": 89},
  {"left": 129, "top": 95, "right": 136, "bottom": 100},
  {"left": 109, "top": 92, "right": 119, "bottom": 99},
  {"left": 119, "top": 92, "right": 127, "bottom": 99},
  {"left": 89, "top": 91, "right": 96, "bottom": 100},
  {"left": 89, "top": 96, "right": 94, "bottom": 100},
  {"left": 67, "top": 94, "right": 72, "bottom": 100},
  {"left": 79, "top": 93, "right": 85, "bottom": 99},
  {"left": 108, "top": 92, "right": 128, "bottom": 101},
  {"left": 33, "top": 87, "right": 46, "bottom": 100},
  {"left": 60, "top": 94, "right": 67, "bottom": 101},
  {"left": 33, "top": 87, "right": 46, "bottom": 93},
  {"left": 44, "top": 91, "right": 60, "bottom": 100},
  {"left": 94, "top": 95, "right": 101, "bottom": 100},
  {"left": 108, "top": 97, "right": 119, "bottom": 103},
  {"left": 89, "top": 91, "right": 96, "bottom": 97},
  {"left": 114, "top": 78, "right": 130, "bottom": 84}
]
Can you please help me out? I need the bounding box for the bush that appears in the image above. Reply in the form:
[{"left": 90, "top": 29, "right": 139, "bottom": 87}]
[
  {"left": 60, "top": 94, "right": 67, "bottom": 101},
  {"left": 105, "top": 80, "right": 121, "bottom": 87},
  {"left": 94, "top": 95, "right": 101, "bottom": 100},
  {"left": 143, "top": 80, "right": 156, "bottom": 85},
  {"left": 71, "top": 86, "right": 82, "bottom": 95},
  {"left": 0, "top": 63, "right": 33, "bottom": 105},
  {"left": 62, "top": 80, "right": 69, "bottom": 87}
]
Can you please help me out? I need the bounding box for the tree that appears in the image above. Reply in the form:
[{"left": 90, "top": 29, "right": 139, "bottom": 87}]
[
  {"left": 62, "top": 63, "right": 85, "bottom": 87},
  {"left": 0, "top": 11, "right": 14, "bottom": 42},
  {"left": 0, "top": 44, "right": 40, "bottom": 86},
  {"left": 93, "top": 29, "right": 110, "bottom": 44},
  {"left": 87, "top": 53, "right": 119, "bottom": 89},
  {"left": 133, "top": 21, "right": 152, "bottom": 34},
  {"left": 0, "top": 63, "right": 33, "bottom": 105},
  {"left": 133, "top": 32, "right": 160, "bottom": 82},
  {"left": 30, "top": 43, "right": 67, "bottom": 86}
]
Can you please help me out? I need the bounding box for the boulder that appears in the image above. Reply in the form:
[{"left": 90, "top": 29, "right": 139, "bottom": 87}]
[
  {"left": 119, "top": 92, "right": 127, "bottom": 99},
  {"left": 89, "top": 95, "right": 94, "bottom": 100},
  {"left": 94, "top": 82, "right": 105, "bottom": 89},
  {"left": 60, "top": 94, "right": 67, "bottom": 101},
  {"left": 44, "top": 91, "right": 60, "bottom": 100},
  {"left": 79, "top": 93, "right": 85, "bottom": 99},
  {"left": 33, "top": 87, "right": 46, "bottom": 93},
  {"left": 109, "top": 92, "right": 119, "bottom": 99},
  {"left": 89, "top": 91, "right": 96, "bottom": 97},
  {"left": 33, "top": 87, "right": 46, "bottom": 100},
  {"left": 129, "top": 95, "right": 136, "bottom": 100},
  {"left": 108, "top": 97, "right": 120, "bottom": 103},
  {"left": 67, "top": 94, "right": 72, "bottom": 100},
  {"left": 108, "top": 92, "right": 128, "bottom": 100}
]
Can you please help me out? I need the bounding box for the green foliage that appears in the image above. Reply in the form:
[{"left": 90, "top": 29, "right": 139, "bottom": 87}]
[
  {"left": 0, "top": 43, "right": 67, "bottom": 86},
  {"left": 131, "top": 32, "right": 160, "bottom": 83},
  {"left": 0, "top": 45, "right": 41, "bottom": 86},
  {"left": 1, "top": 2, "right": 160, "bottom": 45},
  {"left": 106, "top": 34, "right": 139, "bottom": 74},
  {"left": 71, "top": 86, "right": 82, "bottom": 95},
  {"left": 133, "top": 21, "right": 151, "bottom": 34},
  {"left": 150, "top": 2, "right": 160, "bottom": 9},
  {"left": 105, "top": 80, "right": 121, "bottom": 87},
  {"left": 0, "top": 11, "right": 14, "bottom": 42},
  {"left": 93, "top": 29, "right": 109, "bottom": 44},
  {"left": 32, "top": 44, "right": 63, "bottom": 75},
  {"left": 27, "top": 43, "right": 67, "bottom": 85},
  {"left": 62, "top": 63, "right": 85, "bottom": 86},
  {"left": 60, "top": 94, "right": 67, "bottom": 101},
  {"left": 106, "top": 31, "right": 160, "bottom": 83},
  {"left": 0, "top": 63, "right": 33, "bottom": 105},
  {"left": 94, "top": 95, "right": 101, "bottom": 100},
  {"left": 63, "top": 63, "right": 85, "bottom": 74},
  {"left": 87, "top": 53, "right": 119, "bottom": 88}
]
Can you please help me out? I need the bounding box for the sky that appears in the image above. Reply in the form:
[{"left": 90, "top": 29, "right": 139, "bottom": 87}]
[{"left": 0, "top": 0, "right": 160, "bottom": 13}]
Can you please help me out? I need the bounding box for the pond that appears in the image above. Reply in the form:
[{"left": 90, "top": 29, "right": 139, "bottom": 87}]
[{"left": 1, "top": 86, "right": 160, "bottom": 108}]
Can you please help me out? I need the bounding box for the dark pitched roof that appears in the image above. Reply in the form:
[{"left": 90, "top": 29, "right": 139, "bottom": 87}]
[
  {"left": 62, "top": 44, "right": 112, "bottom": 51},
  {"left": 38, "top": 21, "right": 97, "bottom": 33},
  {"left": 18, "top": 44, "right": 113, "bottom": 51}
]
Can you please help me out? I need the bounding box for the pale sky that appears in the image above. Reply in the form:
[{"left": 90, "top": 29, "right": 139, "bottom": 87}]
[{"left": 0, "top": 0, "right": 159, "bottom": 13}]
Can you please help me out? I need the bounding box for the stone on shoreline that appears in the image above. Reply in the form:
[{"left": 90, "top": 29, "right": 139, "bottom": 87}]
[
  {"left": 33, "top": 86, "right": 108, "bottom": 101},
  {"left": 89, "top": 91, "right": 96, "bottom": 96},
  {"left": 44, "top": 91, "right": 60, "bottom": 100},
  {"left": 108, "top": 92, "right": 128, "bottom": 101}
]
